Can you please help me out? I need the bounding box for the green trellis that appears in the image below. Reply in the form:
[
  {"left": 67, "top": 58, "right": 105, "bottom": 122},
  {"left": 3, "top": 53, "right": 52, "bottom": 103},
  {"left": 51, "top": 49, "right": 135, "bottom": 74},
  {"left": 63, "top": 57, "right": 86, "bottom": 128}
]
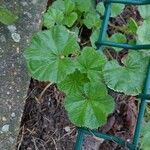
[{"left": 75, "top": 0, "right": 150, "bottom": 149}]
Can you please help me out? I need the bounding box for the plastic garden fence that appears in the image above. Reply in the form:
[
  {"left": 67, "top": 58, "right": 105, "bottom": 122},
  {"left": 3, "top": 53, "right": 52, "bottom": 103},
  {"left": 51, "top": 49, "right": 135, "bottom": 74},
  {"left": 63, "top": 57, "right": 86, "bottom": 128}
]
[{"left": 75, "top": 0, "right": 150, "bottom": 149}]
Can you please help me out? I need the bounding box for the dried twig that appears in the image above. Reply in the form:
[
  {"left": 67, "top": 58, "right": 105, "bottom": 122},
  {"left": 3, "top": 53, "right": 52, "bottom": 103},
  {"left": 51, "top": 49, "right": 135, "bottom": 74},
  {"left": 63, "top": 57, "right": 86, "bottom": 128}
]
[{"left": 38, "top": 82, "right": 53, "bottom": 103}]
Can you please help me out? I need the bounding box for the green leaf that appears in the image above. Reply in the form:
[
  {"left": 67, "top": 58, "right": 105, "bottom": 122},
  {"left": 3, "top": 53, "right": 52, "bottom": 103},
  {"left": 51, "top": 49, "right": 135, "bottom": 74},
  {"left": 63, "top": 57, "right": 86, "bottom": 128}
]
[
  {"left": 24, "top": 25, "right": 79, "bottom": 83},
  {"left": 96, "top": 3, "right": 105, "bottom": 15},
  {"left": 126, "top": 18, "right": 138, "bottom": 34},
  {"left": 43, "top": 0, "right": 78, "bottom": 28},
  {"left": 63, "top": 0, "right": 78, "bottom": 27},
  {"left": 142, "top": 122, "right": 150, "bottom": 136},
  {"left": 52, "top": 0, "right": 65, "bottom": 11},
  {"left": 83, "top": 11, "right": 101, "bottom": 29},
  {"left": 109, "top": 33, "right": 126, "bottom": 43},
  {"left": 128, "top": 39, "right": 136, "bottom": 45},
  {"left": 103, "top": 51, "right": 149, "bottom": 95},
  {"left": 0, "top": 6, "right": 18, "bottom": 25},
  {"left": 141, "top": 134, "right": 150, "bottom": 150},
  {"left": 74, "top": 0, "right": 94, "bottom": 13},
  {"left": 141, "top": 122, "right": 150, "bottom": 150},
  {"left": 136, "top": 16, "right": 150, "bottom": 56},
  {"left": 111, "top": 4, "right": 124, "bottom": 17},
  {"left": 71, "top": 26, "right": 80, "bottom": 38},
  {"left": 141, "top": 50, "right": 150, "bottom": 57},
  {"left": 43, "top": 8, "right": 64, "bottom": 29},
  {"left": 63, "top": 12, "right": 78, "bottom": 27},
  {"left": 64, "top": 0, "right": 75, "bottom": 13},
  {"left": 76, "top": 47, "right": 106, "bottom": 82},
  {"left": 64, "top": 82, "right": 115, "bottom": 129},
  {"left": 138, "top": 5, "right": 150, "bottom": 20},
  {"left": 58, "top": 70, "right": 89, "bottom": 94},
  {"left": 137, "top": 20, "right": 150, "bottom": 45},
  {"left": 90, "top": 29, "right": 99, "bottom": 48},
  {"left": 108, "top": 33, "right": 126, "bottom": 52}
]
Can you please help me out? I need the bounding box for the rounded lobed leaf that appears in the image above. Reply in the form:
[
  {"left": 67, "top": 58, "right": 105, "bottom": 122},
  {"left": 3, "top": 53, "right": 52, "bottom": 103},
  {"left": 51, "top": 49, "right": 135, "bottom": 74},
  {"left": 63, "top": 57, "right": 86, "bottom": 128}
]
[
  {"left": 51, "top": 0, "right": 65, "bottom": 11},
  {"left": 74, "top": 0, "right": 94, "bottom": 13},
  {"left": 90, "top": 29, "right": 99, "bottom": 48},
  {"left": 24, "top": 25, "right": 79, "bottom": 83},
  {"left": 58, "top": 70, "right": 89, "bottom": 95},
  {"left": 63, "top": 0, "right": 78, "bottom": 27},
  {"left": 138, "top": 5, "right": 150, "bottom": 20},
  {"left": 64, "top": 82, "right": 115, "bottom": 129},
  {"left": 141, "top": 122, "right": 150, "bottom": 150},
  {"left": 64, "top": 0, "right": 75, "bottom": 13},
  {"left": 83, "top": 11, "right": 101, "bottom": 29},
  {"left": 43, "top": 0, "right": 78, "bottom": 28},
  {"left": 137, "top": 20, "right": 150, "bottom": 45},
  {"left": 109, "top": 33, "right": 126, "bottom": 43},
  {"left": 103, "top": 51, "right": 149, "bottom": 95},
  {"left": 96, "top": 3, "right": 105, "bottom": 15},
  {"left": 43, "top": 7, "right": 64, "bottom": 29},
  {"left": 108, "top": 33, "right": 126, "bottom": 52},
  {"left": 63, "top": 12, "right": 78, "bottom": 27},
  {"left": 111, "top": 4, "right": 124, "bottom": 17},
  {"left": 76, "top": 47, "right": 106, "bottom": 82}
]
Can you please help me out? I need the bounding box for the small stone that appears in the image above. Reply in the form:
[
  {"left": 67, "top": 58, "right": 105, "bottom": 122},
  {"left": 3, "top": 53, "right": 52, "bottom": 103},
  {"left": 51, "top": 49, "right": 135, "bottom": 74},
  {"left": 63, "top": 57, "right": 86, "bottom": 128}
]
[
  {"left": 7, "top": 91, "right": 10, "bottom": 95},
  {"left": 16, "top": 47, "right": 20, "bottom": 53},
  {"left": 127, "top": 139, "right": 131, "bottom": 142},
  {"left": 11, "top": 33, "right": 21, "bottom": 42},
  {"left": 7, "top": 25, "right": 17, "bottom": 33},
  {"left": 64, "top": 126, "right": 71, "bottom": 133},
  {"left": 0, "top": 35, "right": 6, "bottom": 42},
  {"left": 11, "top": 112, "right": 16, "bottom": 118},
  {"left": 1, "top": 124, "right": 9, "bottom": 132},
  {"left": 9, "top": 86, "right": 12, "bottom": 90},
  {"left": 78, "top": 38, "right": 81, "bottom": 43},
  {"left": 2, "top": 117, "right": 7, "bottom": 121}
]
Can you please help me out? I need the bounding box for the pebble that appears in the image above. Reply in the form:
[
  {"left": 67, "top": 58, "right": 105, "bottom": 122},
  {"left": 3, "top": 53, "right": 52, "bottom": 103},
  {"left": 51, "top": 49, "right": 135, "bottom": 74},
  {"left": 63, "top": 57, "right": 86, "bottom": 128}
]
[
  {"left": 11, "top": 112, "right": 16, "bottom": 118},
  {"left": 7, "top": 25, "right": 17, "bottom": 33},
  {"left": 2, "top": 117, "right": 7, "bottom": 121},
  {"left": 1, "top": 124, "right": 10, "bottom": 132},
  {"left": 64, "top": 126, "right": 71, "bottom": 132},
  {"left": 11, "top": 33, "right": 21, "bottom": 42},
  {"left": 7, "top": 91, "right": 10, "bottom": 95}
]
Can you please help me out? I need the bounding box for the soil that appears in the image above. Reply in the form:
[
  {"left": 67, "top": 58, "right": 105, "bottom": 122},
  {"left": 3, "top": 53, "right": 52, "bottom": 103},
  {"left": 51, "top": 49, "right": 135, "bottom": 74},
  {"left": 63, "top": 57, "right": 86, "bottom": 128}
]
[
  {"left": 17, "top": 3, "right": 141, "bottom": 150},
  {"left": 17, "top": 80, "right": 76, "bottom": 150}
]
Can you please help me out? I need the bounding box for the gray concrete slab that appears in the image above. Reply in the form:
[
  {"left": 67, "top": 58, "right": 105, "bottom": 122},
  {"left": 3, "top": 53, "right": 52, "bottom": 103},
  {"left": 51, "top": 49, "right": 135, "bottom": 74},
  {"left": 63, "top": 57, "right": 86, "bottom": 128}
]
[{"left": 0, "top": 0, "right": 48, "bottom": 149}]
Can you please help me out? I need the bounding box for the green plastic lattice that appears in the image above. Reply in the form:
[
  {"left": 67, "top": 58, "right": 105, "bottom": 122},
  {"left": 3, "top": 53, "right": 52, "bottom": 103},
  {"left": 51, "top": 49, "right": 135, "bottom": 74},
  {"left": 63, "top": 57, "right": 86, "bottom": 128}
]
[{"left": 75, "top": 0, "right": 150, "bottom": 150}]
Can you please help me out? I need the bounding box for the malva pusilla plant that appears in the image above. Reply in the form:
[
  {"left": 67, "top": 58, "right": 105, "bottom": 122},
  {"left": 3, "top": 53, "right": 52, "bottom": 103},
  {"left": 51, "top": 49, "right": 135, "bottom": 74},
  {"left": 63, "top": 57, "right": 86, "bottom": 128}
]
[{"left": 24, "top": 0, "right": 150, "bottom": 149}]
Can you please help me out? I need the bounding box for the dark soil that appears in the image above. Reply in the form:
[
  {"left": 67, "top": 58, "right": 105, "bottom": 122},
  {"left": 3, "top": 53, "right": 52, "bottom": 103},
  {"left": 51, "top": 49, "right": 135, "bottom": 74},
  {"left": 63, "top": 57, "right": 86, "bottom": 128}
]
[
  {"left": 17, "top": 3, "right": 141, "bottom": 150},
  {"left": 17, "top": 80, "right": 76, "bottom": 150}
]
